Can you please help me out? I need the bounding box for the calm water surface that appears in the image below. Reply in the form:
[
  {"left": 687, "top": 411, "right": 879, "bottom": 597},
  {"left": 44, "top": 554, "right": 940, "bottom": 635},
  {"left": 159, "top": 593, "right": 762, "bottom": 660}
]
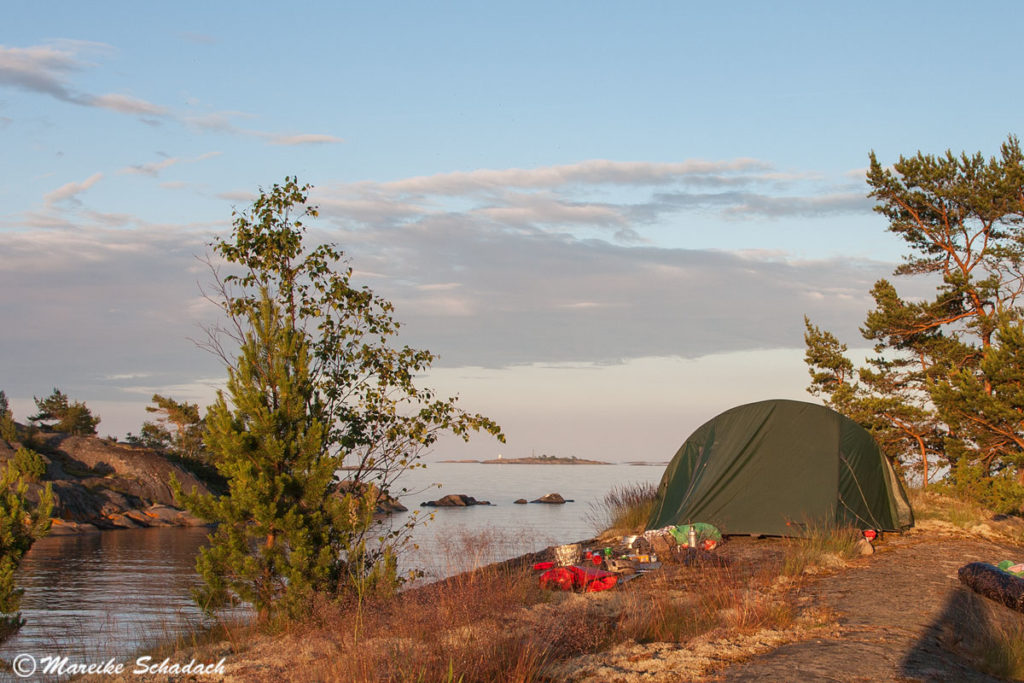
[{"left": 0, "top": 463, "right": 664, "bottom": 677}]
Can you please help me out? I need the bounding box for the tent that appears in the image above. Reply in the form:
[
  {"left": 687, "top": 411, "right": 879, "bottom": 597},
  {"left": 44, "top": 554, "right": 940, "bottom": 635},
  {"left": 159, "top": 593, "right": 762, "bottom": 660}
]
[{"left": 647, "top": 399, "right": 914, "bottom": 536}]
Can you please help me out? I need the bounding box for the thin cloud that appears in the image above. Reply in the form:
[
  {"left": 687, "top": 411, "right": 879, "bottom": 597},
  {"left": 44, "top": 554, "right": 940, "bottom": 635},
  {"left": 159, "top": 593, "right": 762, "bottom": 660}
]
[
  {"left": 380, "top": 158, "right": 774, "bottom": 196},
  {"left": 417, "top": 283, "right": 462, "bottom": 291},
  {"left": 119, "top": 151, "right": 221, "bottom": 177},
  {"left": 0, "top": 42, "right": 91, "bottom": 102},
  {"left": 0, "top": 41, "right": 343, "bottom": 143},
  {"left": 183, "top": 110, "right": 253, "bottom": 134},
  {"left": 179, "top": 32, "right": 217, "bottom": 45},
  {"left": 474, "top": 196, "right": 628, "bottom": 229},
  {"left": 216, "top": 190, "right": 257, "bottom": 203},
  {"left": 644, "top": 190, "right": 872, "bottom": 220},
  {"left": 722, "top": 192, "right": 872, "bottom": 218},
  {"left": 268, "top": 133, "right": 344, "bottom": 146},
  {"left": 120, "top": 157, "right": 178, "bottom": 177},
  {"left": 104, "top": 372, "right": 153, "bottom": 381},
  {"left": 0, "top": 41, "right": 168, "bottom": 120},
  {"left": 43, "top": 172, "right": 103, "bottom": 206},
  {"left": 87, "top": 93, "right": 169, "bottom": 117},
  {"left": 313, "top": 158, "right": 868, "bottom": 243}
]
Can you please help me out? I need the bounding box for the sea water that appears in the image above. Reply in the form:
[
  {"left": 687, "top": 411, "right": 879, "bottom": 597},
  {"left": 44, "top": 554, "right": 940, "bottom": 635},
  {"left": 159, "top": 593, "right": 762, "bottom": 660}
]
[
  {"left": 389, "top": 462, "right": 664, "bottom": 577},
  {"left": 0, "top": 463, "right": 664, "bottom": 675}
]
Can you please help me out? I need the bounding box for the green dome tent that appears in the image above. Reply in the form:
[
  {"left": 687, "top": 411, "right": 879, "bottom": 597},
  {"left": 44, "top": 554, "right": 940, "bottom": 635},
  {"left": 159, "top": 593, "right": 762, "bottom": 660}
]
[{"left": 647, "top": 399, "right": 914, "bottom": 536}]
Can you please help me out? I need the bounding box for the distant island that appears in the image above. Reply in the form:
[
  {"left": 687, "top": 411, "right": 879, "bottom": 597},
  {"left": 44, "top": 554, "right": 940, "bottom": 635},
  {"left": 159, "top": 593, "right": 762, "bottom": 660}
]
[{"left": 438, "top": 454, "right": 611, "bottom": 465}]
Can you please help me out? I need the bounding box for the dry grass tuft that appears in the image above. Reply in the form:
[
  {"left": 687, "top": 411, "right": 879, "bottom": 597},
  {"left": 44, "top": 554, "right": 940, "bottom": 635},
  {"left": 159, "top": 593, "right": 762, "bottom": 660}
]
[
  {"left": 976, "top": 617, "right": 1024, "bottom": 681},
  {"left": 588, "top": 482, "right": 659, "bottom": 537},
  {"left": 909, "top": 488, "right": 1024, "bottom": 544},
  {"left": 909, "top": 488, "right": 992, "bottom": 529},
  {"left": 781, "top": 524, "right": 864, "bottom": 577}
]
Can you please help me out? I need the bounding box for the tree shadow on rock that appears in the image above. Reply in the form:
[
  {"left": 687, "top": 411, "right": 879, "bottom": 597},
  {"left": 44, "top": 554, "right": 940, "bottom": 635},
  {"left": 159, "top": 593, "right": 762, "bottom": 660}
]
[{"left": 901, "top": 584, "right": 1024, "bottom": 682}]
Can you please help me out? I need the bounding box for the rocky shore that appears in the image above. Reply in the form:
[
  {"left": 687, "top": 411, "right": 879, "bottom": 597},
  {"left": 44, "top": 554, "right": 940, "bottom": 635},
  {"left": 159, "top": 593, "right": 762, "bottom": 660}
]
[{"left": 0, "top": 433, "right": 211, "bottom": 533}]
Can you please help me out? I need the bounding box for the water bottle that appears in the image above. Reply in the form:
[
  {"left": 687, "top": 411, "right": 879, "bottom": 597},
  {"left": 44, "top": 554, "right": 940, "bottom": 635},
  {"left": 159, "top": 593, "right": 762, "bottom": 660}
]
[{"left": 688, "top": 526, "right": 698, "bottom": 548}]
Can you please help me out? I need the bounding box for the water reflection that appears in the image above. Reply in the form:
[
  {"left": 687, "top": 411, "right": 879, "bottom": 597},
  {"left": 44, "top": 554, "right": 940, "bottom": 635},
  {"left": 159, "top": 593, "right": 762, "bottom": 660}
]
[{"left": 0, "top": 528, "right": 214, "bottom": 669}]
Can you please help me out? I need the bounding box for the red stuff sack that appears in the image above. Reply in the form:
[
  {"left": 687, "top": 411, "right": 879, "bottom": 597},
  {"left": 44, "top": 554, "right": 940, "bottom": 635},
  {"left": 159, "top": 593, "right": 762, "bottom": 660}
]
[
  {"left": 539, "top": 565, "right": 619, "bottom": 592},
  {"left": 539, "top": 567, "right": 576, "bottom": 591},
  {"left": 584, "top": 573, "right": 618, "bottom": 592}
]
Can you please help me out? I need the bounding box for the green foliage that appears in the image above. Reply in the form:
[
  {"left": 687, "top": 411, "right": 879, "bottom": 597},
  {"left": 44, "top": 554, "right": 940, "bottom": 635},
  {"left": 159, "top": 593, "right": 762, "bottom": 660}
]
[
  {"left": 10, "top": 448, "right": 46, "bottom": 482},
  {"left": 907, "top": 488, "right": 991, "bottom": 529},
  {"left": 29, "top": 388, "right": 100, "bottom": 436},
  {"left": 177, "top": 178, "right": 503, "bottom": 621},
  {"left": 0, "top": 392, "right": 16, "bottom": 443},
  {"left": 0, "top": 458, "right": 53, "bottom": 641},
  {"left": 805, "top": 136, "right": 1024, "bottom": 503},
  {"left": 127, "top": 394, "right": 205, "bottom": 462},
  {"left": 934, "top": 460, "right": 1024, "bottom": 515}
]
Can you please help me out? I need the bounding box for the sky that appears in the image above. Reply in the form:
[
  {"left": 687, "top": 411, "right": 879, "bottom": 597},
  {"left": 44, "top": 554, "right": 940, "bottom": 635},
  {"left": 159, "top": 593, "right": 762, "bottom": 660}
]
[{"left": 2, "top": 2, "right": 1023, "bottom": 462}]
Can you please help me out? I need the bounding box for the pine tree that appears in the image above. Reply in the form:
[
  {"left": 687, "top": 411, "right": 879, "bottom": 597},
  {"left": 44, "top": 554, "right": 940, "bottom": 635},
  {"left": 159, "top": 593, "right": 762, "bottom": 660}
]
[
  {"left": 805, "top": 136, "right": 1024, "bottom": 510},
  {"left": 0, "top": 457, "right": 52, "bottom": 641},
  {"left": 179, "top": 292, "right": 340, "bottom": 618},
  {"left": 0, "top": 392, "right": 15, "bottom": 442},
  {"left": 128, "top": 394, "right": 205, "bottom": 462},
  {"left": 30, "top": 388, "right": 100, "bottom": 436},
  {"left": 177, "top": 178, "right": 503, "bottom": 620}
]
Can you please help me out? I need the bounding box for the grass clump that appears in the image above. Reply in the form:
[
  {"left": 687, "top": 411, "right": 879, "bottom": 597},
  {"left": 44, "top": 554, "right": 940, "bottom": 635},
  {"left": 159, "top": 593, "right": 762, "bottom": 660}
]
[
  {"left": 981, "top": 619, "right": 1024, "bottom": 681},
  {"left": 936, "top": 588, "right": 1024, "bottom": 682},
  {"left": 975, "top": 618, "right": 1024, "bottom": 681},
  {"left": 781, "top": 523, "right": 864, "bottom": 577},
  {"left": 590, "top": 482, "right": 658, "bottom": 536},
  {"left": 908, "top": 488, "right": 992, "bottom": 529}
]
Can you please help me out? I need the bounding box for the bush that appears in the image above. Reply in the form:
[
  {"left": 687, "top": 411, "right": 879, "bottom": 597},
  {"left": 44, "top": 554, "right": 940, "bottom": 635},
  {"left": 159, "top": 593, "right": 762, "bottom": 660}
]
[
  {"left": 935, "top": 461, "right": 1024, "bottom": 515},
  {"left": 10, "top": 448, "right": 46, "bottom": 482}
]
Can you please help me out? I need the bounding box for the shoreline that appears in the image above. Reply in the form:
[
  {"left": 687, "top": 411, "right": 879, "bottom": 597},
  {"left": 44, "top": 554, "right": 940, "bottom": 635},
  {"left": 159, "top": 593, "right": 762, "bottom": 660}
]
[
  {"left": 435, "top": 458, "right": 668, "bottom": 466},
  {"left": 439, "top": 457, "right": 612, "bottom": 465}
]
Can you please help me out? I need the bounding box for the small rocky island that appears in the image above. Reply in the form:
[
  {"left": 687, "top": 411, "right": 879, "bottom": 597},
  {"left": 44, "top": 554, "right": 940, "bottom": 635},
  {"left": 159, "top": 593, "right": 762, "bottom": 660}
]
[{"left": 440, "top": 454, "right": 610, "bottom": 465}]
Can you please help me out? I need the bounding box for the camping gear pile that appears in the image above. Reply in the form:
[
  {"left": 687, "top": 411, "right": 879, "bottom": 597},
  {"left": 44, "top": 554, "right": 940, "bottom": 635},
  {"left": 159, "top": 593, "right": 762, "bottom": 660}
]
[
  {"left": 534, "top": 539, "right": 663, "bottom": 593},
  {"left": 535, "top": 527, "right": 724, "bottom": 592},
  {"left": 640, "top": 523, "right": 726, "bottom": 564}
]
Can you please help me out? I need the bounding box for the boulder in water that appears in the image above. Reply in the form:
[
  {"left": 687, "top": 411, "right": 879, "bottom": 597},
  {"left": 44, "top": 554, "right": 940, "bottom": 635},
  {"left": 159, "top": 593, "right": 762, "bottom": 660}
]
[
  {"left": 421, "top": 493, "right": 491, "bottom": 507},
  {"left": 531, "top": 492, "right": 567, "bottom": 504}
]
